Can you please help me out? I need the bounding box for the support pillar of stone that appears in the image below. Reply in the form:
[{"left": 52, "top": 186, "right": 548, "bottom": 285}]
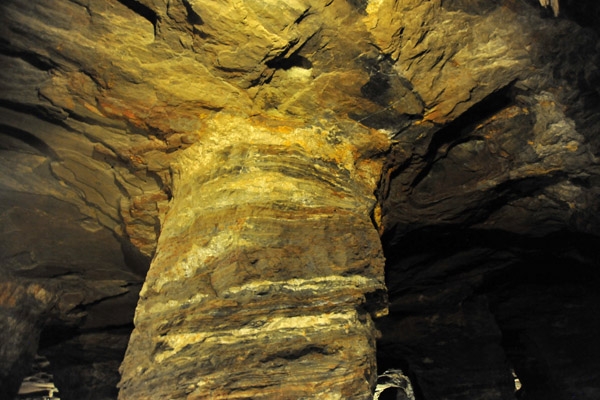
[{"left": 118, "top": 114, "right": 390, "bottom": 399}]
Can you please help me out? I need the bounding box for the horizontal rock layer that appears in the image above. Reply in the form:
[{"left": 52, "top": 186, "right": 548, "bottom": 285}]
[{"left": 119, "top": 115, "right": 389, "bottom": 399}]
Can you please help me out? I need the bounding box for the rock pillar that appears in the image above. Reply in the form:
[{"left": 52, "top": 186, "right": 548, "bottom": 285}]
[{"left": 118, "top": 115, "right": 390, "bottom": 399}]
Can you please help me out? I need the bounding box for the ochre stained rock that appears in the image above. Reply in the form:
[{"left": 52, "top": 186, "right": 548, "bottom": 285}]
[
  {"left": 118, "top": 114, "right": 390, "bottom": 399},
  {"left": 1, "top": 0, "right": 599, "bottom": 399}
]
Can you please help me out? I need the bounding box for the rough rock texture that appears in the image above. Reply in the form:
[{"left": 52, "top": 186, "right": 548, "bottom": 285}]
[
  {"left": 119, "top": 114, "right": 389, "bottom": 399},
  {"left": 0, "top": 0, "right": 599, "bottom": 399},
  {"left": 374, "top": 1, "right": 600, "bottom": 399}
]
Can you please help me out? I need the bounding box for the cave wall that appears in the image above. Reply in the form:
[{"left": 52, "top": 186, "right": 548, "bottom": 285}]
[
  {"left": 374, "top": 2, "right": 600, "bottom": 399},
  {"left": 0, "top": 0, "right": 599, "bottom": 399}
]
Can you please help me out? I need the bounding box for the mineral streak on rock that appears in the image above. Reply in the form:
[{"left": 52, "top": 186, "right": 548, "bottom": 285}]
[
  {"left": 1, "top": 0, "right": 600, "bottom": 398},
  {"left": 118, "top": 114, "right": 391, "bottom": 399}
]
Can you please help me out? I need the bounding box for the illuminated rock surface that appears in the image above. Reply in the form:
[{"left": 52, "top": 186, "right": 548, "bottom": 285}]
[{"left": 0, "top": 0, "right": 599, "bottom": 399}]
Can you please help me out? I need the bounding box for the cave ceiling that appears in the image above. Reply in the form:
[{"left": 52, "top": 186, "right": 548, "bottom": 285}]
[{"left": 1, "top": 0, "right": 599, "bottom": 399}]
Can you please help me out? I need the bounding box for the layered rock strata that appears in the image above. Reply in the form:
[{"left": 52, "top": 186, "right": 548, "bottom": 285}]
[
  {"left": 118, "top": 114, "right": 389, "bottom": 399},
  {"left": 0, "top": 0, "right": 599, "bottom": 399}
]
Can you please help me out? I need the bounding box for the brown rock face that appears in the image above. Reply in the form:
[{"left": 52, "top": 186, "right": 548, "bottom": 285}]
[
  {"left": 1, "top": 0, "right": 599, "bottom": 399},
  {"left": 374, "top": 1, "right": 600, "bottom": 399},
  {"left": 119, "top": 115, "right": 389, "bottom": 399}
]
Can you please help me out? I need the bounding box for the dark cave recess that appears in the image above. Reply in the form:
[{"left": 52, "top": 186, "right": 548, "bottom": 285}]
[{"left": 377, "top": 225, "right": 600, "bottom": 400}]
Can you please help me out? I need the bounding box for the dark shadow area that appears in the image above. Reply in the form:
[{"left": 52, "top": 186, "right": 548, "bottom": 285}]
[
  {"left": 0, "top": 124, "right": 60, "bottom": 160},
  {"left": 377, "top": 223, "right": 600, "bottom": 400},
  {"left": 410, "top": 82, "right": 515, "bottom": 189},
  {"left": 37, "top": 322, "right": 137, "bottom": 400},
  {"left": 266, "top": 53, "right": 313, "bottom": 71},
  {"left": 115, "top": 0, "right": 158, "bottom": 32},
  {"left": 0, "top": 40, "right": 57, "bottom": 71},
  {"left": 350, "top": 54, "right": 424, "bottom": 131},
  {"left": 181, "top": 0, "right": 203, "bottom": 26},
  {"left": 560, "top": 0, "right": 600, "bottom": 34}
]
